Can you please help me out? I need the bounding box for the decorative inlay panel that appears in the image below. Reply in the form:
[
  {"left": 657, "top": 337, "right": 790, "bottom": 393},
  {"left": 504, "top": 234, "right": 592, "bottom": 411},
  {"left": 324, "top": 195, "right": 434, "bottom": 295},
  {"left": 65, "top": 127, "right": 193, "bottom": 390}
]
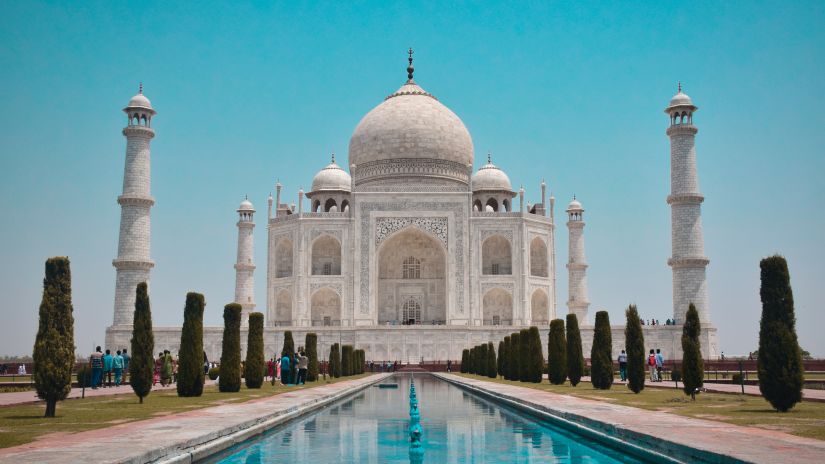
[
  {"left": 481, "top": 282, "right": 514, "bottom": 294},
  {"left": 375, "top": 217, "right": 448, "bottom": 248},
  {"left": 480, "top": 229, "right": 514, "bottom": 242},
  {"left": 310, "top": 282, "right": 343, "bottom": 296},
  {"left": 360, "top": 201, "right": 466, "bottom": 314},
  {"left": 311, "top": 229, "right": 343, "bottom": 242}
]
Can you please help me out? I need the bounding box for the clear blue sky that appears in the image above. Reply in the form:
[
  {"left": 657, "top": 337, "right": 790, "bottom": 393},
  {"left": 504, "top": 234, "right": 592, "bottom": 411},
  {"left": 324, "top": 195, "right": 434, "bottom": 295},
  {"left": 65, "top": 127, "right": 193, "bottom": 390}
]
[{"left": 1, "top": 1, "right": 823, "bottom": 357}]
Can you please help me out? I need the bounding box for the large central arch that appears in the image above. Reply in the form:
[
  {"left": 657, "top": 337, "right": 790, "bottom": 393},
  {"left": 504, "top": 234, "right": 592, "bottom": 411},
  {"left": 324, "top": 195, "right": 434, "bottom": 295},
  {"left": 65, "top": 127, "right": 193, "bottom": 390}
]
[{"left": 377, "top": 227, "right": 447, "bottom": 324}]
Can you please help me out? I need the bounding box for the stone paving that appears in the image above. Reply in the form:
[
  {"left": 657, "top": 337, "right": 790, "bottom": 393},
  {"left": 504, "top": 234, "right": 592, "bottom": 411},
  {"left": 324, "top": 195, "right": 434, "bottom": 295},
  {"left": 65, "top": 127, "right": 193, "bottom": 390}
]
[
  {"left": 0, "top": 381, "right": 200, "bottom": 407},
  {"left": 580, "top": 376, "right": 825, "bottom": 402},
  {"left": 0, "top": 374, "right": 388, "bottom": 464},
  {"left": 438, "top": 373, "right": 825, "bottom": 464}
]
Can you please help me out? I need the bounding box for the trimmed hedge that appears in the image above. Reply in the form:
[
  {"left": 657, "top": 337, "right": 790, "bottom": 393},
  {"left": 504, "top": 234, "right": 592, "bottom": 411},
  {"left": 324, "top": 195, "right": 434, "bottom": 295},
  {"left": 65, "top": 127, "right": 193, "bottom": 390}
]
[
  {"left": 341, "top": 345, "right": 353, "bottom": 376},
  {"left": 130, "top": 282, "right": 154, "bottom": 403},
  {"left": 219, "top": 303, "right": 242, "bottom": 392},
  {"left": 566, "top": 314, "right": 584, "bottom": 386},
  {"left": 590, "top": 310, "right": 614, "bottom": 389},
  {"left": 526, "top": 326, "right": 544, "bottom": 383},
  {"left": 244, "top": 312, "right": 265, "bottom": 389},
  {"left": 681, "top": 304, "right": 704, "bottom": 396},
  {"left": 306, "top": 333, "right": 319, "bottom": 381},
  {"left": 625, "top": 304, "right": 646, "bottom": 394},
  {"left": 547, "top": 319, "right": 567, "bottom": 385},
  {"left": 177, "top": 292, "right": 205, "bottom": 397}
]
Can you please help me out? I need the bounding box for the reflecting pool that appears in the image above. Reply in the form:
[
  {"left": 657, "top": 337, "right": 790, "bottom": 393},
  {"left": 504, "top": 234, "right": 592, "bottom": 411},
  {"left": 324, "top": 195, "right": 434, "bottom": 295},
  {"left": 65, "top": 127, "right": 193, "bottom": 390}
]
[{"left": 203, "top": 374, "right": 652, "bottom": 463}]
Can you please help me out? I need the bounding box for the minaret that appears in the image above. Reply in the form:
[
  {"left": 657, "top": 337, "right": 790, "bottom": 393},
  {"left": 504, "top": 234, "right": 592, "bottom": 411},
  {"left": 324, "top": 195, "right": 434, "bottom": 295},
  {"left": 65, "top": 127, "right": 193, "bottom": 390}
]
[
  {"left": 112, "top": 85, "right": 156, "bottom": 327},
  {"left": 566, "top": 196, "right": 590, "bottom": 323},
  {"left": 665, "top": 84, "right": 709, "bottom": 324},
  {"left": 234, "top": 196, "right": 256, "bottom": 326}
]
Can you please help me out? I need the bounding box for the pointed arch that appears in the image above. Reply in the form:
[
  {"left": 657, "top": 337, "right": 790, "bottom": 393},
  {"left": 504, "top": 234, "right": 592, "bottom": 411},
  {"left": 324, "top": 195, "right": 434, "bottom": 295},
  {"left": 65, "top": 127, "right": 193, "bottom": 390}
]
[
  {"left": 530, "top": 237, "right": 548, "bottom": 277},
  {"left": 310, "top": 287, "right": 341, "bottom": 326},
  {"left": 483, "top": 288, "right": 513, "bottom": 325},
  {"left": 311, "top": 234, "right": 341, "bottom": 275},
  {"left": 530, "top": 288, "right": 549, "bottom": 324},
  {"left": 324, "top": 198, "right": 337, "bottom": 212},
  {"left": 274, "top": 238, "right": 293, "bottom": 278},
  {"left": 273, "top": 288, "right": 292, "bottom": 326},
  {"left": 485, "top": 197, "right": 498, "bottom": 212},
  {"left": 482, "top": 234, "right": 512, "bottom": 275}
]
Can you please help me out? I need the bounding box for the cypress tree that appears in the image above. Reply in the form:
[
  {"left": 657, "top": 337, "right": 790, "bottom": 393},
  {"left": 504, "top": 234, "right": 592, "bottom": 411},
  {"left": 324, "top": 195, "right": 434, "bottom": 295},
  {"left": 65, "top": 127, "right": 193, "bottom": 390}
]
[
  {"left": 478, "top": 344, "right": 488, "bottom": 377},
  {"left": 518, "top": 328, "right": 530, "bottom": 381},
  {"left": 177, "top": 292, "right": 205, "bottom": 397},
  {"left": 497, "top": 340, "right": 505, "bottom": 378},
  {"left": 487, "top": 342, "right": 497, "bottom": 379},
  {"left": 681, "top": 304, "right": 704, "bottom": 396},
  {"left": 244, "top": 312, "right": 265, "bottom": 389},
  {"left": 758, "top": 256, "right": 804, "bottom": 412},
  {"left": 341, "top": 345, "right": 353, "bottom": 376},
  {"left": 527, "top": 326, "right": 544, "bottom": 383},
  {"left": 329, "top": 343, "right": 341, "bottom": 378},
  {"left": 461, "top": 349, "right": 469, "bottom": 373},
  {"left": 469, "top": 347, "right": 476, "bottom": 374},
  {"left": 474, "top": 346, "right": 481, "bottom": 375},
  {"left": 566, "top": 314, "right": 585, "bottom": 386},
  {"left": 219, "top": 303, "right": 242, "bottom": 392},
  {"left": 306, "top": 333, "right": 319, "bottom": 381},
  {"left": 510, "top": 332, "right": 520, "bottom": 381},
  {"left": 130, "top": 282, "right": 154, "bottom": 403},
  {"left": 281, "top": 331, "right": 295, "bottom": 383},
  {"left": 32, "top": 257, "right": 75, "bottom": 418},
  {"left": 625, "top": 304, "right": 646, "bottom": 394},
  {"left": 590, "top": 310, "right": 614, "bottom": 390},
  {"left": 501, "top": 336, "right": 511, "bottom": 379},
  {"left": 547, "top": 319, "right": 567, "bottom": 385}
]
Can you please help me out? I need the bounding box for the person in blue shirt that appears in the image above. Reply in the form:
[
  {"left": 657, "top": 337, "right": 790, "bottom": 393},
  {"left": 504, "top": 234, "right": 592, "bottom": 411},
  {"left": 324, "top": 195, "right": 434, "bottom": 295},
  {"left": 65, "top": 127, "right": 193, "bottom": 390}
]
[
  {"left": 280, "top": 353, "right": 291, "bottom": 385},
  {"left": 113, "top": 350, "right": 125, "bottom": 386},
  {"left": 121, "top": 349, "right": 130, "bottom": 384},
  {"left": 655, "top": 349, "right": 665, "bottom": 383},
  {"left": 103, "top": 349, "right": 114, "bottom": 387}
]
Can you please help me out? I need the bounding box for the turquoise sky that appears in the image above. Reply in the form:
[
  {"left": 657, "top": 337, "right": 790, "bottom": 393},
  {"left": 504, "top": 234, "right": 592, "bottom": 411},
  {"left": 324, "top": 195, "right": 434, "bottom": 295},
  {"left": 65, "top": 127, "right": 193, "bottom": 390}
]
[{"left": 1, "top": 1, "right": 823, "bottom": 357}]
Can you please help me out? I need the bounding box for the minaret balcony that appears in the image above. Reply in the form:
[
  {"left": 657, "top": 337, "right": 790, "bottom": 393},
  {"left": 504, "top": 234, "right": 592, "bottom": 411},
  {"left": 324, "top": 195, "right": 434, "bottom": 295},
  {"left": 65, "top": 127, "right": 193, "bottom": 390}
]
[
  {"left": 667, "top": 193, "right": 704, "bottom": 205},
  {"left": 234, "top": 263, "right": 256, "bottom": 271},
  {"left": 668, "top": 257, "right": 710, "bottom": 268},
  {"left": 666, "top": 124, "right": 698, "bottom": 136},
  {"left": 122, "top": 125, "right": 155, "bottom": 138},
  {"left": 118, "top": 195, "right": 155, "bottom": 207},
  {"left": 112, "top": 259, "right": 155, "bottom": 270}
]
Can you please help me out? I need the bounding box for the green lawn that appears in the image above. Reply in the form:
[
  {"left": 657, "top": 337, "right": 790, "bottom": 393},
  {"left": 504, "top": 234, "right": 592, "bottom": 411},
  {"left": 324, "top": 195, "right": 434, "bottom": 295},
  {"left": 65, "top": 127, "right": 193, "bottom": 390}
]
[
  {"left": 457, "top": 374, "right": 825, "bottom": 441},
  {"left": 0, "top": 374, "right": 370, "bottom": 449}
]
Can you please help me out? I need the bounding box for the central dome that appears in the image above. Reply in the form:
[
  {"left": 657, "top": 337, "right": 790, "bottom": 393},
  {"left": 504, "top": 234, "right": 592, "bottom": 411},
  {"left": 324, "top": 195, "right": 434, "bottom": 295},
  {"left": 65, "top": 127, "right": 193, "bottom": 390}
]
[{"left": 348, "top": 74, "right": 474, "bottom": 188}]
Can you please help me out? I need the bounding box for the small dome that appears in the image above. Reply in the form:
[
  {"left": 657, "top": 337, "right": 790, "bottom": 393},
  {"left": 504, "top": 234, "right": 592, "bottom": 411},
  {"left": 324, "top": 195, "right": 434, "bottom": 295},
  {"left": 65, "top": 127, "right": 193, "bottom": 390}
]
[
  {"left": 566, "top": 197, "right": 583, "bottom": 212},
  {"left": 471, "top": 155, "right": 512, "bottom": 191},
  {"left": 238, "top": 198, "right": 255, "bottom": 211},
  {"left": 669, "top": 91, "right": 693, "bottom": 107},
  {"left": 311, "top": 155, "right": 352, "bottom": 192}
]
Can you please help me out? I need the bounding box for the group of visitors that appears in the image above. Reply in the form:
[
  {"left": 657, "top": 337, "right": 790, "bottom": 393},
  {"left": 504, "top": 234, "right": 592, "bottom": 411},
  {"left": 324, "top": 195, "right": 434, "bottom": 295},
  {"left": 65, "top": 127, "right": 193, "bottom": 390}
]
[
  {"left": 640, "top": 318, "right": 677, "bottom": 326},
  {"left": 367, "top": 361, "right": 398, "bottom": 372},
  {"left": 616, "top": 348, "right": 666, "bottom": 382},
  {"left": 264, "top": 349, "right": 309, "bottom": 386},
  {"left": 88, "top": 346, "right": 130, "bottom": 388},
  {"left": 153, "top": 350, "right": 177, "bottom": 386}
]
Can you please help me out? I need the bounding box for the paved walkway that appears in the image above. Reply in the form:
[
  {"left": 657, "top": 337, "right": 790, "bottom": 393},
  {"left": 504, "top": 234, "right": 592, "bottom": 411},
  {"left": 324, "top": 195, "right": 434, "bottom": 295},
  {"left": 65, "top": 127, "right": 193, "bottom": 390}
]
[
  {"left": 579, "top": 376, "right": 825, "bottom": 402},
  {"left": 0, "top": 381, "right": 220, "bottom": 407},
  {"left": 439, "top": 374, "right": 825, "bottom": 464},
  {"left": 0, "top": 374, "right": 387, "bottom": 463}
]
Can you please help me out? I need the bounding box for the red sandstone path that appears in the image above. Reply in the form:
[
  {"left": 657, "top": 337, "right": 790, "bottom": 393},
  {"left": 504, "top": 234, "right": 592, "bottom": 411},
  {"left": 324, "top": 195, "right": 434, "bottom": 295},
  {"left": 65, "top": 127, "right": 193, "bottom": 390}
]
[{"left": 0, "top": 380, "right": 219, "bottom": 407}]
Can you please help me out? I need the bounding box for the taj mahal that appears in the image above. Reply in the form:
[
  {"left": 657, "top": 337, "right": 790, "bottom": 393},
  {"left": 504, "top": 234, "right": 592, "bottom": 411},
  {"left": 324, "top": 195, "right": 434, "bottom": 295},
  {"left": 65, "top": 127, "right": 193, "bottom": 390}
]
[{"left": 105, "top": 53, "right": 718, "bottom": 361}]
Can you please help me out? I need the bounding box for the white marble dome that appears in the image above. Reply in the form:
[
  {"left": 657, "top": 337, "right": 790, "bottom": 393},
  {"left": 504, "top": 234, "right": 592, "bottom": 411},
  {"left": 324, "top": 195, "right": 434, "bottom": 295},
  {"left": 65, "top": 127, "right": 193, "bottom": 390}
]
[
  {"left": 348, "top": 78, "right": 474, "bottom": 186},
  {"left": 566, "top": 197, "right": 583, "bottom": 212},
  {"left": 311, "top": 156, "right": 352, "bottom": 192},
  {"left": 127, "top": 92, "right": 153, "bottom": 110},
  {"left": 472, "top": 155, "right": 512, "bottom": 191},
  {"left": 238, "top": 198, "right": 254, "bottom": 211}
]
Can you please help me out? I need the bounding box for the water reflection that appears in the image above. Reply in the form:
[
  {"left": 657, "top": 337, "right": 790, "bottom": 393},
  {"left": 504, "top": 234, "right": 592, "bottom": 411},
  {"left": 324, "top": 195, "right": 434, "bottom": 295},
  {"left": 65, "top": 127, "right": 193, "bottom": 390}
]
[{"left": 204, "top": 375, "right": 647, "bottom": 463}]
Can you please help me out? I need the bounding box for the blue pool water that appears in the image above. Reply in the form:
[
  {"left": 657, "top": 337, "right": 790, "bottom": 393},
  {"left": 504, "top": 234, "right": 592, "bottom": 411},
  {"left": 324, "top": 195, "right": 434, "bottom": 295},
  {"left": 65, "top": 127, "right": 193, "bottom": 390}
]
[{"left": 203, "top": 375, "right": 652, "bottom": 463}]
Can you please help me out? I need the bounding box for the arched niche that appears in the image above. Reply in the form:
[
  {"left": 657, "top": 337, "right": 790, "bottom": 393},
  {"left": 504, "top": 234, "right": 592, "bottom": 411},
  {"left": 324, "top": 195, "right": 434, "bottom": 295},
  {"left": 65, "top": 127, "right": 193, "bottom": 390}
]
[
  {"left": 482, "top": 234, "right": 512, "bottom": 275},
  {"left": 273, "top": 288, "right": 292, "bottom": 326},
  {"left": 530, "top": 237, "right": 548, "bottom": 277},
  {"left": 275, "top": 238, "right": 293, "bottom": 278},
  {"left": 483, "top": 288, "right": 513, "bottom": 325},
  {"left": 311, "top": 287, "right": 341, "bottom": 326},
  {"left": 311, "top": 235, "right": 341, "bottom": 275},
  {"left": 377, "top": 227, "right": 446, "bottom": 324},
  {"left": 530, "top": 289, "right": 549, "bottom": 324}
]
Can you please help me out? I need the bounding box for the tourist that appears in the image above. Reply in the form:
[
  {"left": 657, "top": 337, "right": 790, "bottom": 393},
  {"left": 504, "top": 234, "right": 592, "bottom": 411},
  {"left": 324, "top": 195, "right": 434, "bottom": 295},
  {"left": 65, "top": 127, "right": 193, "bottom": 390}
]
[
  {"left": 647, "top": 349, "right": 658, "bottom": 382},
  {"left": 90, "top": 346, "right": 104, "bottom": 389},
  {"left": 103, "top": 349, "right": 114, "bottom": 387},
  {"left": 276, "top": 357, "right": 281, "bottom": 381},
  {"left": 121, "top": 348, "right": 130, "bottom": 384},
  {"left": 447, "top": 360, "right": 452, "bottom": 372},
  {"left": 162, "top": 350, "right": 173, "bottom": 386},
  {"left": 655, "top": 349, "right": 664, "bottom": 382},
  {"left": 203, "top": 351, "right": 209, "bottom": 375},
  {"left": 172, "top": 353, "right": 179, "bottom": 383},
  {"left": 297, "top": 351, "right": 308, "bottom": 385},
  {"left": 618, "top": 350, "right": 628, "bottom": 381},
  {"left": 113, "top": 350, "right": 124, "bottom": 387},
  {"left": 280, "top": 352, "right": 291, "bottom": 385},
  {"left": 154, "top": 352, "right": 164, "bottom": 386}
]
